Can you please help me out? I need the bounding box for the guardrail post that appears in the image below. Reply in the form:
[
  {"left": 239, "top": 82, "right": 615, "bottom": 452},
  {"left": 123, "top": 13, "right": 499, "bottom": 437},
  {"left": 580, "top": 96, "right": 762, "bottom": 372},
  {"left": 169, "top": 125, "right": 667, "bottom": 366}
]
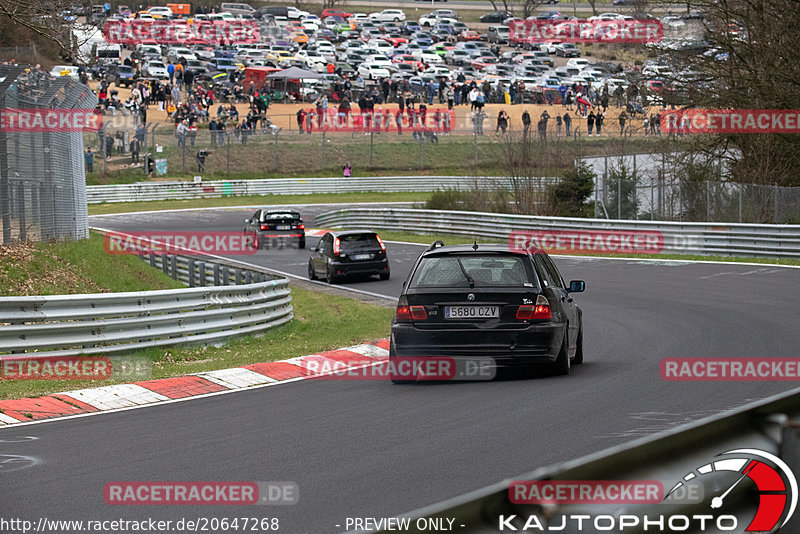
[
  {"left": 221, "top": 266, "right": 229, "bottom": 285},
  {"left": 170, "top": 255, "right": 177, "bottom": 280},
  {"left": 188, "top": 258, "right": 195, "bottom": 287},
  {"left": 232, "top": 268, "right": 241, "bottom": 284},
  {"left": 244, "top": 270, "right": 252, "bottom": 284},
  {"left": 161, "top": 255, "right": 169, "bottom": 275},
  {"left": 197, "top": 261, "right": 206, "bottom": 287},
  {"left": 213, "top": 264, "right": 220, "bottom": 285},
  {"left": 148, "top": 254, "right": 156, "bottom": 268}
]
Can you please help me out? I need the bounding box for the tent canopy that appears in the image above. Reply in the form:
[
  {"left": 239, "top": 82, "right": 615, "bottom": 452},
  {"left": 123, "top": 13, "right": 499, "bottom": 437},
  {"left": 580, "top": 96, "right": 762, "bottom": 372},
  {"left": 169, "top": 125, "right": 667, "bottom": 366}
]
[{"left": 265, "top": 67, "right": 322, "bottom": 79}]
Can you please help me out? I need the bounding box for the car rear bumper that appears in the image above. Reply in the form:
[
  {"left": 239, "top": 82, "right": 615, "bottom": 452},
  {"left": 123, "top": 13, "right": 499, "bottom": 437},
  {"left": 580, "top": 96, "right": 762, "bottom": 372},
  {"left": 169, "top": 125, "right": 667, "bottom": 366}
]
[
  {"left": 331, "top": 258, "right": 389, "bottom": 276},
  {"left": 391, "top": 322, "right": 565, "bottom": 366}
]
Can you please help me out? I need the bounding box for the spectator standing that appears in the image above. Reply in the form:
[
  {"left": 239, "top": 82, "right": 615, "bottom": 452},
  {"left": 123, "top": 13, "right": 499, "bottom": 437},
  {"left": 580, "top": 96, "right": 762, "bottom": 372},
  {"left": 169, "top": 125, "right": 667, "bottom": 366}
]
[
  {"left": 130, "top": 136, "right": 140, "bottom": 164},
  {"left": 564, "top": 112, "right": 572, "bottom": 137},
  {"left": 587, "top": 111, "right": 595, "bottom": 136},
  {"left": 556, "top": 114, "right": 562, "bottom": 136},
  {"left": 167, "top": 62, "right": 175, "bottom": 84},
  {"left": 595, "top": 112, "right": 604, "bottom": 136},
  {"left": 618, "top": 111, "right": 627, "bottom": 136},
  {"left": 521, "top": 109, "right": 531, "bottom": 137}
]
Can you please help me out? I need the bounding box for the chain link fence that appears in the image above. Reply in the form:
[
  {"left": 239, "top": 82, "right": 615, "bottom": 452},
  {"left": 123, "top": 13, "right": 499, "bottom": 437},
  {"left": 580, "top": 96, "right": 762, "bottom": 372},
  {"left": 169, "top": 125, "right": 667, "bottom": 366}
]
[
  {"left": 0, "top": 65, "right": 97, "bottom": 244},
  {"left": 586, "top": 153, "right": 800, "bottom": 224}
]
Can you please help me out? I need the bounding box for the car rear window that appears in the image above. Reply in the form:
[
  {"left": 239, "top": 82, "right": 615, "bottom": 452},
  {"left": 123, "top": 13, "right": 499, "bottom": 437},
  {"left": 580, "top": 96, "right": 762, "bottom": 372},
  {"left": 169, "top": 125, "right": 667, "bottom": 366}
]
[
  {"left": 339, "top": 233, "right": 380, "bottom": 252},
  {"left": 411, "top": 255, "right": 536, "bottom": 287},
  {"left": 262, "top": 212, "right": 300, "bottom": 220}
]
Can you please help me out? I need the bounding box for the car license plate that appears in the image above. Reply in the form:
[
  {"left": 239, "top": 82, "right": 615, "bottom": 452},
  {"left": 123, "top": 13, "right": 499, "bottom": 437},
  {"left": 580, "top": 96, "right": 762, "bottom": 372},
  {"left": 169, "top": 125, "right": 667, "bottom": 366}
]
[
  {"left": 353, "top": 253, "right": 372, "bottom": 260},
  {"left": 444, "top": 305, "right": 499, "bottom": 319},
  {"left": 277, "top": 225, "right": 291, "bottom": 230}
]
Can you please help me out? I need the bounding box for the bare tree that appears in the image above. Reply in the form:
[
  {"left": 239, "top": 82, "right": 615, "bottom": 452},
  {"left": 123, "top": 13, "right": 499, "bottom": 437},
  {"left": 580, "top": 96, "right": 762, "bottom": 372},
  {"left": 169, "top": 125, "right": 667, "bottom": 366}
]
[
  {"left": 0, "top": 1, "right": 96, "bottom": 59},
  {"left": 660, "top": 0, "right": 800, "bottom": 187}
]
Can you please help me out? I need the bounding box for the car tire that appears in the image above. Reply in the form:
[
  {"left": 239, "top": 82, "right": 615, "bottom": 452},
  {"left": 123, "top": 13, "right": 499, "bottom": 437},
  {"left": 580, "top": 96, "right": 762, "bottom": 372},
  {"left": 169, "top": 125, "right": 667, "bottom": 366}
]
[
  {"left": 379, "top": 270, "right": 390, "bottom": 280},
  {"left": 308, "top": 261, "right": 317, "bottom": 280},
  {"left": 573, "top": 323, "right": 584, "bottom": 365},
  {"left": 326, "top": 264, "right": 337, "bottom": 284},
  {"left": 389, "top": 341, "right": 413, "bottom": 384},
  {"left": 552, "top": 328, "right": 570, "bottom": 376}
]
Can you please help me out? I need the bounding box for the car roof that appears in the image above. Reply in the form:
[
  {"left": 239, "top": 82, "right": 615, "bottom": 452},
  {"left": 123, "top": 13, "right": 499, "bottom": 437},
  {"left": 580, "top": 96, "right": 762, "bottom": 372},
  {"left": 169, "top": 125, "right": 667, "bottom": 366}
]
[
  {"left": 421, "top": 243, "right": 542, "bottom": 256},
  {"left": 326, "top": 229, "right": 380, "bottom": 237}
]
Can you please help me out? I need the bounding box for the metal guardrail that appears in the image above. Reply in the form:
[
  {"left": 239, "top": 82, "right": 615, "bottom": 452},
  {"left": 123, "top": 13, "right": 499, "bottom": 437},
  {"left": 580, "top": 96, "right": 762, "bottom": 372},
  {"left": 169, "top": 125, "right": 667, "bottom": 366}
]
[
  {"left": 367, "top": 386, "right": 800, "bottom": 534},
  {"left": 85, "top": 176, "right": 558, "bottom": 204},
  {"left": 0, "top": 253, "right": 293, "bottom": 357},
  {"left": 315, "top": 207, "right": 800, "bottom": 258}
]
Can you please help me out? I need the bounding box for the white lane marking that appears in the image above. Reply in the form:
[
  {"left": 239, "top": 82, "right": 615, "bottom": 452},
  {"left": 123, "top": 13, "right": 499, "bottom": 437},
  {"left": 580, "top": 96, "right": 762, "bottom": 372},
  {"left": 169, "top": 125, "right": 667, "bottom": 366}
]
[
  {"left": 0, "top": 414, "right": 21, "bottom": 425},
  {"left": 281, "top": 354, "right": 344, "bottom": 371},
  {"left": 88, "top": 202, "right": 416, "bottom": 218},
  {"left": 347, "top": 344, "right": 390, "bottom": 359},
  {"left": 61, "top": 384, "right": 170, "bottom": 410},
  {"left": 194, "top": 368, "right": 277, "bottom": 388},
  {"left": 0, "top": 343, "right": 389, "bottom": 429}
]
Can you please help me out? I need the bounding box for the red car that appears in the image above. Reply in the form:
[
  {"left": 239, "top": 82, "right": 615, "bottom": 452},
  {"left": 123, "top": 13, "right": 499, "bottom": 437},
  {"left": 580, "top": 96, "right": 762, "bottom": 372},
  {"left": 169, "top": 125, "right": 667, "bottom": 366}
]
[
  {"left": 392, "top": 54, "right": 424, "bottom": 70},
  {"left": 384, "top": 35, "right": 409, "bottom": 47},
  {"left": 458, "top": 30, "right": 481, "bottom": 41},
  {"left": 322, "top": 8, "right": 352, "bottom": 19},
  {"left": 471, "top": 55, "right": 498, "bottom": 70}
]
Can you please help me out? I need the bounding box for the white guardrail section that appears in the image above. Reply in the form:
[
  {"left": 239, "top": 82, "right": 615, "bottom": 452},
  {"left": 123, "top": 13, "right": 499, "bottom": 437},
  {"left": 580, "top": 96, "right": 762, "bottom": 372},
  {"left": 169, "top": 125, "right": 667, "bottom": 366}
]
[
  {"left": 315, "top": 208, "right": 800, "bottom": 258},
  {"left": 0, "top": 254, "right": 293, "bottom": 357},
  {"left": 366, "top": 387, "right": 800, "bottom": 534},
  {"left": 85, "top": 176, "right": 558, "bottom": 204}
]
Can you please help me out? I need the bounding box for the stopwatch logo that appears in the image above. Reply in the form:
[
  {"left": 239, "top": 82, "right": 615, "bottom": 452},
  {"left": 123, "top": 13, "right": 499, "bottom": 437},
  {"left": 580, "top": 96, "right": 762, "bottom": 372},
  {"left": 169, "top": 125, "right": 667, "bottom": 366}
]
[{"left": 665, "top": 448, "right": 797, "bottom": 532}]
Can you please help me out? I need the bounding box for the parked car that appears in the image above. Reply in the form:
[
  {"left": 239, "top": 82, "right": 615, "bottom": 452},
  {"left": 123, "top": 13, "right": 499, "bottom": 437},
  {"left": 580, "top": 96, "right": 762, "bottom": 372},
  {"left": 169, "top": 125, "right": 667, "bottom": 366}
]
[
  {"left": 243, "top": 210, "right": 306, "bottom": 250},
  {"left": 389, "top": 241, "right": 585, "bottom": 383},
  {"left": 480, "top": 10, "right": 513, "bottom": 23},
  {"left": 370, "top": 9, "right": 406, "bottom": 22},
  {"left": 308, "top": 231, "right": 390, "bottom": 283}
]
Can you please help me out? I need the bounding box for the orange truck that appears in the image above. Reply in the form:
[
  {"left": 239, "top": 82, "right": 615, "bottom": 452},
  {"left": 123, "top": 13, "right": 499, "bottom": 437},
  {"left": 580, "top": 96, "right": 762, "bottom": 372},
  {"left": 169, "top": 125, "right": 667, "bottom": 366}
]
[{"left": 167, "top": 3, "right": 191, "bottom": 15}]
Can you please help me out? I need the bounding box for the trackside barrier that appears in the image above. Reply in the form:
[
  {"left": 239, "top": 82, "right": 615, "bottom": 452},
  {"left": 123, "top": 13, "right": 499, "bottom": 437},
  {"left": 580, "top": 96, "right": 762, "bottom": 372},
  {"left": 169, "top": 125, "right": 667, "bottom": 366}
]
[
  {"left": 315, "top": 207, "right": 800, "bottom": 258},
  {"left": 85, "top": 176, "right": 558, "bottom": 204},
  {"left": 364, "top": 387, "right": 800, "bottom": 533},
  {"left": 0, "top": 251, "right": 293, "bottom": 357}
]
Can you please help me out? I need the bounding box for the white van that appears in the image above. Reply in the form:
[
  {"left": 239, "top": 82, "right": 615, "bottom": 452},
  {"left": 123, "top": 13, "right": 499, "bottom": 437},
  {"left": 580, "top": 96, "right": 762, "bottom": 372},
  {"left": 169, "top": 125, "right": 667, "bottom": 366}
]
[
  {"left": 94, "top": 43, "right": 121, "bottom": 64},
  {"left": 220, "top": 3, "right": 256, "bottom": 16}
]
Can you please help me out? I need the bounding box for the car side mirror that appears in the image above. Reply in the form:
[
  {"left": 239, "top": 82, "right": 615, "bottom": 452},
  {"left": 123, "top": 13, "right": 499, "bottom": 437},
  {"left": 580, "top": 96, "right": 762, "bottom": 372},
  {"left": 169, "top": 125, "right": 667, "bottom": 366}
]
[
  {"left": 244, "top": 218, "right": 251, "bottom": 224},
  {"left": 568, "top": 280, "right": 585, "bottom": 293}
]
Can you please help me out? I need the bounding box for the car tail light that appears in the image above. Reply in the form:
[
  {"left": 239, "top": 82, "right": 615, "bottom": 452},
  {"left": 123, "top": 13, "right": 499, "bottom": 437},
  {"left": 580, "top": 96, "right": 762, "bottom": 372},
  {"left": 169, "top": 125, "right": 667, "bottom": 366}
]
[
  {"left": 333, "top": 237, "right": 340, "bottom": 256},
  {"left": 516, "top": 295, "right": 551, "bottom": 320},
  {"left": 298, "top": 224, "right": 305, "bottom": 230},
  {"left": 376, "top": 235, "right": 386, "bottom": 252},
  {"left": 410, "top": 305, "right": 427, "bottom": 320},
  {"left": 260, "top": 224, "right": 267, "bottom": 230}
]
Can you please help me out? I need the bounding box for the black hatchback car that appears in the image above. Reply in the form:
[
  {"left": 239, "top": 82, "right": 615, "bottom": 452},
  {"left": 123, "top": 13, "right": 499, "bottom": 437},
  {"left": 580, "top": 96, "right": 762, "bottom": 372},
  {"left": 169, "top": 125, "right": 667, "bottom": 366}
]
[
  {"left": 308, "top": 231, "right": 390, "bottom": 284},
  {"left": 390, "top": 241, "right": 585, "bottom": 381},
  {"left": 243, "top": 210, "right": 305, "bottom": 249}
]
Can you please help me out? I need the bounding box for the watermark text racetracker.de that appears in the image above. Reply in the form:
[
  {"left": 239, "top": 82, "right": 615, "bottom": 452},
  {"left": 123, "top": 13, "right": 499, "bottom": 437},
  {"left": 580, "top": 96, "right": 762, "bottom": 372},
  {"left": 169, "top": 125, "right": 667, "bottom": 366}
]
[
  {"left": 306, "top": 356, "right": 496, "bottom": 381},
  {"left": 661, "top": 357, "right": 800, "bottom": 381},
  {"left": 0, "top": 517, "right": 281, "bottom": 533},
  {"left": 509, "top": 19, "right": 663, "bottom": 44},
  {"left": 0, "top": 108, "right": 102, "bottom": 132},
  {"left": 104, "top": 481, "right": 298, "bottom": 505},
  {"left": 104, "top": 231, "right": 257, "bottom": 256},
  {"left": 103, "top": 19, "right": 260, "bottom": 45},
  {"left": 509, "top": 229, "right": 664, "bottom": 255},
  {"left": 660, "top": 109, "right": 800, "bottom": 134},
  {"left": 1, "top": 355, "right": 151, "bottom": 381}
]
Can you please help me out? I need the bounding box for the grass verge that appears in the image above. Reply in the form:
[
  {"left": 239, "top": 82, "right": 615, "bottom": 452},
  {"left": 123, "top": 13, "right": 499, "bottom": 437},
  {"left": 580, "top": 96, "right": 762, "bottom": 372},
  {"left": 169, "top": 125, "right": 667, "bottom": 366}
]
[
  {"left": 1, "top": 285, "right": 394, "bottom": 400},
  {"left": 0, "top": 232, "right": 184, "bottom": 296},
  {"left": 88, "top": 191, "right": 431, "bottom": 215}
]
